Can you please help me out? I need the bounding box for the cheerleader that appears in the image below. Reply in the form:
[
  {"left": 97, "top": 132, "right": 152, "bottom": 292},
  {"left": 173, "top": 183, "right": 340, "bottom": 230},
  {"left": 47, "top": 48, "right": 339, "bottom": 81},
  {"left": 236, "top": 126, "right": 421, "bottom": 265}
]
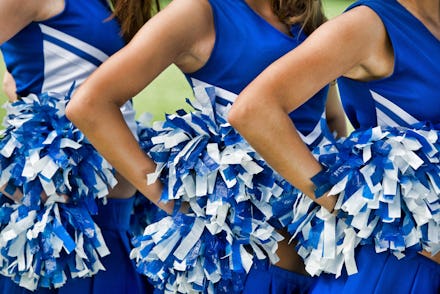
[
  {"left": 66, "top": 0, "right": 347, "bottom": 293},
  {"left": 229, "top": 0, "right": 440, "bottom": 293},
  {"left": 0, "top": 0, "right": 159, "bottom": 293}
]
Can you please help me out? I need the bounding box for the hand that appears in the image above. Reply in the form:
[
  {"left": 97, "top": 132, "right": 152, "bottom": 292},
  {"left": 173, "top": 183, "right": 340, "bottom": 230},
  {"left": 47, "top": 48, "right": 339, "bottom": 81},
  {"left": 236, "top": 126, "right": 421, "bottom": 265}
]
[{"left": 420, "top": 249, "right": 440, "bottom": 264}]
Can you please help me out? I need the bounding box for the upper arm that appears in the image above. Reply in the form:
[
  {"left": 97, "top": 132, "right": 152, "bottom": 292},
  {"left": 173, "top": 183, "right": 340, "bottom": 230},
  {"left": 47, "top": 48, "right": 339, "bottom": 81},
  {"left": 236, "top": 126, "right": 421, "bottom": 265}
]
[
  {"left": 125, "top": 0, "right": 214, "bottom": 72},
  {"left": 0, "top": 0, "right": 40, "bottom": 44},
  {"left": 238, "top": 6, "right": 389, "bottom": 114},
  {"left": 71, "top": 0, "right": 214, "bottom": 107}
]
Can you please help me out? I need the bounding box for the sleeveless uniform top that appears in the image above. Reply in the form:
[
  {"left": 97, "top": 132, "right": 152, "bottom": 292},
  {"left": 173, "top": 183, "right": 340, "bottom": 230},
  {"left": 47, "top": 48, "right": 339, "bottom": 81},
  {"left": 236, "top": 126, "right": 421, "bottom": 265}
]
[
  {"left": 187, "top": 0, "right": 331, "bottom": 147},
  {"left": 338, "top": 0, "right": 440, "bottom": 130},
  {"left": 0, "top": 0, "right": 137, "bottom": 136}
]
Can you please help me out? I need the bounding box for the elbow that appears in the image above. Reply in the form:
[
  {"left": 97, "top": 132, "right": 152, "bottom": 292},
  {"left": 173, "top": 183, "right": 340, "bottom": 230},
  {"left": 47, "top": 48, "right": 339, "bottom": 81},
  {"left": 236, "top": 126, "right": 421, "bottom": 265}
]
[
  {"left": 65, "top": 88, "right": 94, "bottom": 129},
  {"left": 65, "top": 99, "right": 77, "bottom": 125},
  {"left": 227, "top": 104, "right": 241, "bottom": 130},
  {"left": 228, "top": 97, "right": 255, "bottom": 134},
  {"left": 229, "top": 89, "right": 280, "bottom": 133}
]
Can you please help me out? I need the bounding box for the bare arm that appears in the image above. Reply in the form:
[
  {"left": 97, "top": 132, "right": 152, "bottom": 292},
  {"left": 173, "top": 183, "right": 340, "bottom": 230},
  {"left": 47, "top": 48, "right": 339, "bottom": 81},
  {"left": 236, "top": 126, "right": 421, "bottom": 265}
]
[
  {"left": 0, "top": 0, "right": 49, "bottom": 44},
  {"left": 66, "top": 0, "right": 214, "bottom": 214},
  {"left": 325, "top": 82, "right": 347, "bottom": 138},
  {"left": 229, "top": 7, "right": 392, "bottom": 211}
]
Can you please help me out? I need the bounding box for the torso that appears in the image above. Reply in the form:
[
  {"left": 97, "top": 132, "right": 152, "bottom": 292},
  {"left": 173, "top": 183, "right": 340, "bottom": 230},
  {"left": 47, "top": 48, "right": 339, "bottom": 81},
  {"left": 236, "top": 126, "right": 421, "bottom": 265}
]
[
  {"left": 1, "top": 0, "right": 124, "bottom": 96},
  {"left": 177, "top": 0, "right": 291, "bottom": 74},
  {"left": 344, "top": 0, "right": 439, "bottom": 82},
  {"left": 184, "top": 0, "right": 331, "bottom": 146},
  {"left": 398, "top": 0, "right": 440, "bottom": 40},
  {"left": 1, "top": 0, "right": 137, "bottom": 198},
  {"left": 338, "top": 0, "right": 440, "bottom": 130}
]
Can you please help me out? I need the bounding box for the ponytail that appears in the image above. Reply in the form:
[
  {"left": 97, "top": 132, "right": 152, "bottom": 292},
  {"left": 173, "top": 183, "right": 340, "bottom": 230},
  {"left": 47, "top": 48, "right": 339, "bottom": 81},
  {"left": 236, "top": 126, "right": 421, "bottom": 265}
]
[
  {"left": 270, "top": 0, "right": 327, "bottom": 35},
  {"left": 109, "top": 0, "right": 160, "bottom": 42}
]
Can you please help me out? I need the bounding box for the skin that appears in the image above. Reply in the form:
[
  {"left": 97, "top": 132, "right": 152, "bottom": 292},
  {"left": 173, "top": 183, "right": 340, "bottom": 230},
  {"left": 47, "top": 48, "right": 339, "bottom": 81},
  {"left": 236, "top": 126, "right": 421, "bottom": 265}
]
[
  {"left": 0, "top": 0, "right": 136, "bottom": 200},
  {"left": 325, "top": 81, "right": 347, "bottom": 138},
  {"left": 66, "top": 0, "right": 347, "bottom": 272},
  {"left": 0, "top": 0, "right": 65, "bottom": 42},
  {"left": 229, "top": 0, "right": 440, "bottom": 263},
  {"left": 67, "top": 0, "right": 216, "bottom": 213}
]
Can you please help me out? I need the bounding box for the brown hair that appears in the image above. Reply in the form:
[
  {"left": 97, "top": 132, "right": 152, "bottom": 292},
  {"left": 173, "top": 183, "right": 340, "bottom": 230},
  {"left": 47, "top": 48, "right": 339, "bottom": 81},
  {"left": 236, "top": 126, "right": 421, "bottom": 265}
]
[
  {"left": 270, "top": 0, "right": 327, "bottom": 35},
  {"left": 109, "top": 0, "right": 161, "bottom": 42}
]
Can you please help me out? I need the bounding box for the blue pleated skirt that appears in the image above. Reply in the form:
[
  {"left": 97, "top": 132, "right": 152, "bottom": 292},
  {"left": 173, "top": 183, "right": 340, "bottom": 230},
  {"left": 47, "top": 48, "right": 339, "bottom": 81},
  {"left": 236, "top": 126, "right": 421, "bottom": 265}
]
[
  {"left": 242, "top": 259, "right": 316, "bottom": 294},
  {"left": 311, "top": 244, "right": 440, "bottom": 294},
  {"left": 0, "top": 197, "right": 153, "bottom": 294}
]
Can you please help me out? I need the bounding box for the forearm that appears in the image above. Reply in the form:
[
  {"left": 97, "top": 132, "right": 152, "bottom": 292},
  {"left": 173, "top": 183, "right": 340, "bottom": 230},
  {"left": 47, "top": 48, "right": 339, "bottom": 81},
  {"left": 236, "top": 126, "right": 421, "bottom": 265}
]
[
  {"left": 229, "top": 96, "right": 336, "bottom": 211},
  {"left": 66, "top": 91, "right": 173, "bottom": 214}
]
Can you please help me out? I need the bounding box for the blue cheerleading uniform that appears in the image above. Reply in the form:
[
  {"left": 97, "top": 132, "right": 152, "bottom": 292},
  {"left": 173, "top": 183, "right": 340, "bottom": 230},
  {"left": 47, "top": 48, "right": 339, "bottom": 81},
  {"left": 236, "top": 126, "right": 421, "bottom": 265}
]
[
  {"left": 0, "top": 0, "right": 137, "bottom": 136},
  {"left": 0, "top": 0, "right": 147, "bottom": 293},
  {"left": 310, "top": 0, "right": 440, "bottom": 293},
  {"left": 339, "top": 1, "right": 440, "bottom": 130},
  {"left": 0, "top": 197, "right": 151, "bottom": 294},
  {"left": 132, "top": 0, "right": 332, "bottom": 293},
  {"left": 190, "top": 1, "right": 328, "bottom": 293},
  {"left": 193, "top": 0, "right": 330, "bottom": 292},
  {"left": 188, "top": 0, "right": 329, "bottom": 143}
]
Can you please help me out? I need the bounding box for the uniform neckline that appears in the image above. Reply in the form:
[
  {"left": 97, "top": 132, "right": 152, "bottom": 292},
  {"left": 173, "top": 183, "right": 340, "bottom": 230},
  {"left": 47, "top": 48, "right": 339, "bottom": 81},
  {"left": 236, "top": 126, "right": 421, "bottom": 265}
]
[
  {"left": 396, "top": 0, "right": 440, "bottom": 42},
  {"left": 240, "top": 0, "right": 297, "bottom": 40}
]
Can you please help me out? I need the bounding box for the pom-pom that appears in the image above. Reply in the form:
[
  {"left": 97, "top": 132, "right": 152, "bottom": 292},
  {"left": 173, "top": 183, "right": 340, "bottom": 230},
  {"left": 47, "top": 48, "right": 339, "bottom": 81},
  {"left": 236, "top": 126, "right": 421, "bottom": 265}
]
[
  {"left": 132, "top": 85, "right": 302, "bottom": 293},
  {"left": 289, "top": 124, "right": 440, "bottom": 277},
  {"left": 0, "top": 90, "right": 116, "bottom": 290}
]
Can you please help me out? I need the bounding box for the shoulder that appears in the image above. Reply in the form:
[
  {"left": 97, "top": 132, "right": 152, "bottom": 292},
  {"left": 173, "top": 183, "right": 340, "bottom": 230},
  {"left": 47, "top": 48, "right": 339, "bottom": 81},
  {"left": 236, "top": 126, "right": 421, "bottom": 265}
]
[
  {"left": 324, "top": 5, "right": 385, "bottom": 43},
  {"left": 158, "top": 0, "right": 212, "bottom": 21},
  {"left": 270, "top": 4, "right": 393, "bottom": 83},
  {"left": 307, "top": 5, "right": 391, "bottom": 80},
  {"left": 338, "top": 5, "right": 393, "bottom": 79},
  {"left": 143, "top": 0, "right": 215, "bottom": 72},
  {"left": 131, "top": 0, "right": 214, "bottom": 51},
  {"left": 0, "top": 0, "right": 42, "bottom": 43},
  {"left": 143, "top": 0, "right": 213, "bottom": 39},
  {"left": 303, "top": 5, "right": 387, "bottom": 62},
  {"left": 34, "top": 0, "right": 65, "bottom": 21},
  {"left": 0, "top": 0, "right": 54, "bottom": 19},
  {"left": 0, "top": 0, "right": 39, "bottom": 12}
]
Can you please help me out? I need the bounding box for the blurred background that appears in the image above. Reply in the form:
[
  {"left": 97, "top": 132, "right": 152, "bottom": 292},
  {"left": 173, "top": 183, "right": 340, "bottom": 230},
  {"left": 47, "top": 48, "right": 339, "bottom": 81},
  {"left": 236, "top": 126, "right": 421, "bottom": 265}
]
[{"left": 0, "top": 0, "right": 355, "bottom": 122}]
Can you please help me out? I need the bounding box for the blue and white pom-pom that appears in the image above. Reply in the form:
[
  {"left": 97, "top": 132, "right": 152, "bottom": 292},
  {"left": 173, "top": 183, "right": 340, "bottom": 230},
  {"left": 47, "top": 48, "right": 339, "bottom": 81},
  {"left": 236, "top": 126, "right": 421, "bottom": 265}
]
[
  {"left": 289, "top": 124, "right": 440, "bottom": 277},
  {"left": 0, "top": 91, "right": 117, "bottom": 290},
  {"left": 131, "top": 85, "right": 299, "bottom": 293}
]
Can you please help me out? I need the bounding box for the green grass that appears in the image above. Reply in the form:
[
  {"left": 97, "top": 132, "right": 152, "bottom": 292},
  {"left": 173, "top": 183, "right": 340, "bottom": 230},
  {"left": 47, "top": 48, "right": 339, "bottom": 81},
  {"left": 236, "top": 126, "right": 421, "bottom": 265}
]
[
  {"left": 323, "top": 0, "right": 353, "bottom": 19},
  {"left": 132, "top": 64, "right": 193, "bottom": 121},
  {"left": 0, "top": 0, "right": 354, "bottom": 121}
]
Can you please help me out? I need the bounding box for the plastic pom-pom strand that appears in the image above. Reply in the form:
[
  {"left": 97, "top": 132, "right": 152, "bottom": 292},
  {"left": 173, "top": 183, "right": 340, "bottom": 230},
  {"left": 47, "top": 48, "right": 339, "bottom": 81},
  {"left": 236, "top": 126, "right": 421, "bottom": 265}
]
[
  {"left": 289, "top": 124, "right": 440, "bottom": 277},
  {"left": 0, "top": 90, "right": 116, "bottom": 290},
  {"left": 132, "top": 85, "right": 308, "bottom": 293}
]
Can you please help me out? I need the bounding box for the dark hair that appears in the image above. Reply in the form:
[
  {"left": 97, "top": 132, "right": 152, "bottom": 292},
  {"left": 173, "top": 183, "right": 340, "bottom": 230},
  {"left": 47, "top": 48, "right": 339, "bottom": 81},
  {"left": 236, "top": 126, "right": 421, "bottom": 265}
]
[
  {"left": 109, "top": 0, "right": 161, "bottom": 42},
  {"left": 270, "top": 0, "right": 327, "bottom": 35}
]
